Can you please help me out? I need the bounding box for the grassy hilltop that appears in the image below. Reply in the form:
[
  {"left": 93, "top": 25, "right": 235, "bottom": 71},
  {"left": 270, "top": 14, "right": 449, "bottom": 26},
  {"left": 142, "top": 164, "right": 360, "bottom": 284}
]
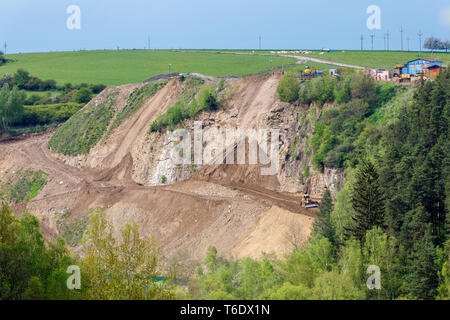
[{"left": 0, "top": 50, "right": 296, "bottom": 86}]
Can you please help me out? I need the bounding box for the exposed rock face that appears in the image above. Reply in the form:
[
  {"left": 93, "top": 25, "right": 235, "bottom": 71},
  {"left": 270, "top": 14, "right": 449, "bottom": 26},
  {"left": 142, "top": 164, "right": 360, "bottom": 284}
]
[{"left": 1, "top": 73, "right": 343, "bottom": 262}]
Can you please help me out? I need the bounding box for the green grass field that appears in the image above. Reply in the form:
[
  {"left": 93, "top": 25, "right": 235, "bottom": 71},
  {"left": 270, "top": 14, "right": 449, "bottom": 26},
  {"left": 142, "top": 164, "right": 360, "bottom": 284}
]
[
  {"left": 0, "top": 50, "right": 296, "bottom": 86},
  {"left": 290, "top": 50, "right": 450, "bottom": 70},
  {"left": 3, "top": 49, "right": 448, "bottom": 87}
]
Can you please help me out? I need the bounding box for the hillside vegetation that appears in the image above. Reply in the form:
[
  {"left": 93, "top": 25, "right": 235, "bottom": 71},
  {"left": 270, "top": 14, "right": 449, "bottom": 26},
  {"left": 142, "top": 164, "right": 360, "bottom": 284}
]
[
  {"left": 0, "top": 69, "right": 448, "bottom": 300},
  {"left": 48, "top": 81, "right": 167, "bottom": 156}
]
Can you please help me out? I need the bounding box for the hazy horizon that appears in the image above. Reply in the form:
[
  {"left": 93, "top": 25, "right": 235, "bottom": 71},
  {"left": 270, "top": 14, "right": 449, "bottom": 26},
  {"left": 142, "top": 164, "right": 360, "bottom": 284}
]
[{"left": 1, "top": 0, "right": 449, "bottom": 54}]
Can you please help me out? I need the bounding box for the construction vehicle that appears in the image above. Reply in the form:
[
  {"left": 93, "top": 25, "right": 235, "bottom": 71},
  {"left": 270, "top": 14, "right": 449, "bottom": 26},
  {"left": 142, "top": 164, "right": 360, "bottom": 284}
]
[{"left": 301, "top": 193, "right": 319, "bottom": 209}]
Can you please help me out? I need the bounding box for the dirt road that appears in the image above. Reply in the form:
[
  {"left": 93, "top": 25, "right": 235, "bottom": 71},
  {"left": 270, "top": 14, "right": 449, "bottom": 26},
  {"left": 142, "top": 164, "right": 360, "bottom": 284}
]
[{"left": 0, "top": 131, "right": 315, "bottom": 259}]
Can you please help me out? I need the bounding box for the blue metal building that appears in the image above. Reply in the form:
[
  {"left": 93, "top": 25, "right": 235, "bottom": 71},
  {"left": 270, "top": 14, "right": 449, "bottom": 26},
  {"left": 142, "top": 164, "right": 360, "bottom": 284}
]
[{"left": 401, "top": 59, "right": 443, "bottom": 75}]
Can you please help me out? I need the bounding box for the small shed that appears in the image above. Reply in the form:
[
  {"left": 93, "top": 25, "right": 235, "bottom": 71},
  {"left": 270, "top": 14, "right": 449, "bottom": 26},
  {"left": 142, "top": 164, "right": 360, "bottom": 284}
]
[{"left": 425, "top": 65, "right": 442, "bottom": 78}]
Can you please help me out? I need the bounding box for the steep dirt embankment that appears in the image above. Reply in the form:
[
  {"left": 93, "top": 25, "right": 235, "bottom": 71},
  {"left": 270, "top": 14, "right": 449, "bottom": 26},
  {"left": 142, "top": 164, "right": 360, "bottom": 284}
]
[{"left": 0, "top": 73, "right": 342, "bottom": 262}]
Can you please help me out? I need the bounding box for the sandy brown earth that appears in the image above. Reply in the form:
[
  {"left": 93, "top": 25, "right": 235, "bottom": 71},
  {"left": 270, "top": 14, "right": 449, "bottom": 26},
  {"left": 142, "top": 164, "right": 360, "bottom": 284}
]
[{"left": 0, "top": 74, "right": 317, "bottom": 262}]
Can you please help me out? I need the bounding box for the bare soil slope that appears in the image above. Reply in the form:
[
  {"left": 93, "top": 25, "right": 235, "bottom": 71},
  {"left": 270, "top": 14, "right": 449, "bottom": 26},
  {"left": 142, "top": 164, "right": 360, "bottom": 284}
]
[{"left": 0, "top": 74, "right": 319, "bottom": 262}]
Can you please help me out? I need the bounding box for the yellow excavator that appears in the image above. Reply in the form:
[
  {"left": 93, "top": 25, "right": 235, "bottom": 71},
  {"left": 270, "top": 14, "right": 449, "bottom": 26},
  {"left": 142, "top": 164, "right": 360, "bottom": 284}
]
[{"left": 301, "top": 193, "right": 320, "bottom": 209}]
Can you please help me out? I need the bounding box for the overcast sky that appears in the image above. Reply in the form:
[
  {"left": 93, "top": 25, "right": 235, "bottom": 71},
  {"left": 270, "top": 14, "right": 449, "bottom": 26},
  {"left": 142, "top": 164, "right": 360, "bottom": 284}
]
[{"left": 1, "top": 0, "right": 449, "bottom": 53}]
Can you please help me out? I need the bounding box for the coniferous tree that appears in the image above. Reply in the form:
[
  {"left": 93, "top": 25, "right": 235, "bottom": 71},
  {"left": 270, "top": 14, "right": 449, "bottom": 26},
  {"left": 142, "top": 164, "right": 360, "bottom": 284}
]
[
  {"left": 349, "top": 159, "right": 385, "bottom": 241},
  {"left": 313, "top": 189, "right": 336, "bottom": 246}
]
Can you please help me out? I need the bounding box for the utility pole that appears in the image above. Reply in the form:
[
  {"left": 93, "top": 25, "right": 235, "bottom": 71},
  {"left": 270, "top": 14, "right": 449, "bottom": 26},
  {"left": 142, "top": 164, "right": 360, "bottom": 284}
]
[
  {"left": 148, "top": 36, "right": 151, "bottom": 50},
  {"left": 360, "top": 34, "right": 364, "bottom": 51},
  {"left": 370, "top": 34, "right": 375, "bottom": 50},
  {"left": 3, "top": 41, "right": 6, "bottom": 55},
  {"left": 418, "top": 30, "right": 423, "bottom": 57},
  {"left": 386, "top": 30, "right": 390, "bottom": 51},
  {"left": 259, "top": 35, "right": 261, "bottom": 50},
  {"left": 400, "top": 26, "right": 404, "bottom": 51},
  {"left": 383, "top": 34, "right": 386, "bottom": 50}
]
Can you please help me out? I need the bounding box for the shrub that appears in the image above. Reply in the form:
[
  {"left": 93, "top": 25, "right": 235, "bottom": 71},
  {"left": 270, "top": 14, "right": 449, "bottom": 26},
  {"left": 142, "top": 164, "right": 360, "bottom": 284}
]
[
  {"left": 150, "top": 80, "right": 216, "bottom": 132},
  {"left": 13, "top": 69, "right": 31, "bottom": 89},
  {"left": 73, "top": 88, "right": 92, "bottom": 104},
  {"left": 299, "top": 75, "right": 335, "bottom": 106},
  {"left": 89, "top": 84, "right": 107, "bottom": 94},
  {"left": 16, "top": 103, "right": 84, "bottom": 126},
  {"left": 351, "top": 73, "right": 377, "bottom": 106},
  {"left": 0, "top": 84, "right": 25, "bottom": 133},
  {"left": 196, "top": 86, "right": 217, "bottom": 111},
  {"left": 277, "top": 71, "right": 300, "bottom": 103},
  {"left": 0, "top": 73, "right": 13, "bottom": 87}
]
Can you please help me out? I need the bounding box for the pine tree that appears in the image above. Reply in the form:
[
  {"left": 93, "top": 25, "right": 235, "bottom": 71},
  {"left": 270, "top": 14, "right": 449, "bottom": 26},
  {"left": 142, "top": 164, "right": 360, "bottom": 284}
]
[
  {"left": 313, "top": 189, "right": 336, "bottom": 246},
  {"left": 349, "top": 159, "right": 385, "bottom": 241}
]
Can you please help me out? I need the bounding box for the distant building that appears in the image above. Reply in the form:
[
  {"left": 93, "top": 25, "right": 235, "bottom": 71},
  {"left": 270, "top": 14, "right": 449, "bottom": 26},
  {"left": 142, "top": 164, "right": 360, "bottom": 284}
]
[
  {"left": 424, "top": 65, "right": 442, "bottom": 78},
  {"left": 401, "top": 58, "right": 443, "bottom": 76}
]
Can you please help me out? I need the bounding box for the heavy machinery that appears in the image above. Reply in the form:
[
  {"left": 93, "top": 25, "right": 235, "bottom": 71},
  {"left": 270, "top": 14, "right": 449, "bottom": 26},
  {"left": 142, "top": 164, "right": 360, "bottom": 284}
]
[{"left": 301, "top": 193, "right": 320, "bottom": 209}]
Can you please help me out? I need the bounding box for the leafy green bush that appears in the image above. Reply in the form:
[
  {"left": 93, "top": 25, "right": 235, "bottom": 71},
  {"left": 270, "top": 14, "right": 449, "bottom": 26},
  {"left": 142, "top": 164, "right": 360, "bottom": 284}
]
[
  {"left": 351, "top": 73, "right": 377, "bottom": 106},
  {"left": 48, "top": 90, "right": 119, "bottom": 155},
  {"left": 194, "top": 85, "right": 218, "bottom": 112},
  {"left": 150, "top": 81, "right": 217, "bottom": 132},
  {"left": 299, "top": 75, "right": 335, "bottom": 106},
  {"left": 0, "top": 84, "right": 25, "bottom": 133},
  {"left": 14, "top": 103, "right": 84, "bottom": 126},
  {"left": 73, "top": 87, "right": 92, "bottom": 104},
  {"left": 311, "top": 98, "right": 372, "bottom": 169},
  {"left": 277, "top": 71, "right": 300, "bottom": 102},
  {"left": 334, "top": 74, "right": 353, "bottom": 105}
]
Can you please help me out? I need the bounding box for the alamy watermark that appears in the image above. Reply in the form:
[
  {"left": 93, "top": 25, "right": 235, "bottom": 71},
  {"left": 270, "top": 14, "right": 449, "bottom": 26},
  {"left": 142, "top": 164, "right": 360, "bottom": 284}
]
[
  {"left": 366, "top": 5, "right": 381, "bottom": 30},
  {"left": 168, "top": 121, "right": 280, "bottom": 176},
  {"left": 366, "top": 265, "right": 381, "bottom": 290},
  {"left": 66, "top": 265, "right": 81, "bottom": 290},
  {"left": 66, "top": 5, "right": 81, "bottom": 30}
]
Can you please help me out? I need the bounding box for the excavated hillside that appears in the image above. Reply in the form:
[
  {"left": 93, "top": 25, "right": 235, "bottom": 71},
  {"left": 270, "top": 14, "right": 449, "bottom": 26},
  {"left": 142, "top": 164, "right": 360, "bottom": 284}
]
[{"left": 0, "top": 73, "right": 344, "bottom": 262}]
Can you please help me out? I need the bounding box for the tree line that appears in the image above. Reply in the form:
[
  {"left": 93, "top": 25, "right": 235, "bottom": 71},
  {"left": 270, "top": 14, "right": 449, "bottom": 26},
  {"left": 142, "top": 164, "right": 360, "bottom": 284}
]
[
  {"left": 424, "top": 37, "right": 450, "bottom": 52},
  {"left": 0, "top": 69, "right": 106, "bottom": 134}
]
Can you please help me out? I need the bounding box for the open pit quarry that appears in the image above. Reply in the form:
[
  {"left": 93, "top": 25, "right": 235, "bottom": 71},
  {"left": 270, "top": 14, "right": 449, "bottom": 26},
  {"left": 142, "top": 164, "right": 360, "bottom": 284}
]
[{"left": 0, "top": 73, "right": 344, "bottom": 262}]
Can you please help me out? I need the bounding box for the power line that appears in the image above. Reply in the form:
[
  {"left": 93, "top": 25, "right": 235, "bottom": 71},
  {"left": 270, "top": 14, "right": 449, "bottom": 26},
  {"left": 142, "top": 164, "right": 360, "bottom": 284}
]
[
  {"left": 400, "top": 26, "right": 404, "bottom": 51},
  {"left": 370, "top": 34, "right": 375, "bottom": 50},
  {"left": 386, "top": 30, "right": 390, "bottom": 51},
  {"left": 418, "top": 30, "right": 423, "bottom": 56}
]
